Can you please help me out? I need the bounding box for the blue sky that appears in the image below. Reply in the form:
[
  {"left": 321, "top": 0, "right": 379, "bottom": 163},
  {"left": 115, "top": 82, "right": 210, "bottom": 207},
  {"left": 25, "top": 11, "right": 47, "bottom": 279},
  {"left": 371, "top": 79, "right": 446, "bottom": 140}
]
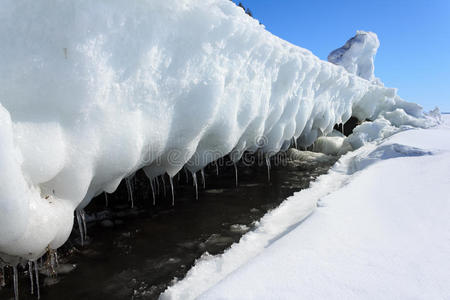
[{"left": 238, "top": 0, "right": 450, "bottom": 112}]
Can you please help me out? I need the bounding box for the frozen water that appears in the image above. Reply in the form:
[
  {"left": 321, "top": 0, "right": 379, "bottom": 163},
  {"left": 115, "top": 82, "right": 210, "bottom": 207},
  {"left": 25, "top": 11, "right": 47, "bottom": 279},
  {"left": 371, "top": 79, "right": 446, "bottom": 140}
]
[
  {"left": 0, "top": 0, "right": 438, "bottom": 263},
  {"left": 328, "top": 31, "right": 381, "bottom": 84}
]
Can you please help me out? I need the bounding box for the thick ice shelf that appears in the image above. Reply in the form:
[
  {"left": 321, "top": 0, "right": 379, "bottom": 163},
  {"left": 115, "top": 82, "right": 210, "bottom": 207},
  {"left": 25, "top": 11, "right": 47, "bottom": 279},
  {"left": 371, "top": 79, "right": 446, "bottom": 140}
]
[{"left": 0, "top": 0, "right": 436, "bottom": 262}]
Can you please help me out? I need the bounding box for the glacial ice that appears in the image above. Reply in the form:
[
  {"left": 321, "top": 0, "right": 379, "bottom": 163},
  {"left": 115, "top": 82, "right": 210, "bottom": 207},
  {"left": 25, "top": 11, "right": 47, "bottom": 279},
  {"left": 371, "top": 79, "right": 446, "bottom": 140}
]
[{"left": 0, "top": 0, "right": 438, "bottom": 266}]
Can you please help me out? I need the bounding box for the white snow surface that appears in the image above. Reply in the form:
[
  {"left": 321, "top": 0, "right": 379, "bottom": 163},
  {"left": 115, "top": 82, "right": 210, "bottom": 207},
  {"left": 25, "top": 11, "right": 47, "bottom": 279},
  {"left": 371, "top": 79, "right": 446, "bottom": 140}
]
[
  {"left": 163, "top": 115, "right": 450, "bottom": 300},
  {"left": 0, "top": 0, "right": 436, "bottom": 261}
]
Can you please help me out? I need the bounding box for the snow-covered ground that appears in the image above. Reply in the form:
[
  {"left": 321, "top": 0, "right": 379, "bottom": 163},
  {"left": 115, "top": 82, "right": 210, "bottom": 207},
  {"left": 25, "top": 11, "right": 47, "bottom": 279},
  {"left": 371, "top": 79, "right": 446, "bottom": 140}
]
[{"left": 162, "top": 115, "right": 450, "bottom": 299}]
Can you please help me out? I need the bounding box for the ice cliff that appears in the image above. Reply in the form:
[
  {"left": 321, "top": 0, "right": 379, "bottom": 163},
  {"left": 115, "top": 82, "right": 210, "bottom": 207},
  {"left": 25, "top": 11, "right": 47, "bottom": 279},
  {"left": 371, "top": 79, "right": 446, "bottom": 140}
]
[{"left": 0, "top": 0, "right": 436, "bottom": 263}]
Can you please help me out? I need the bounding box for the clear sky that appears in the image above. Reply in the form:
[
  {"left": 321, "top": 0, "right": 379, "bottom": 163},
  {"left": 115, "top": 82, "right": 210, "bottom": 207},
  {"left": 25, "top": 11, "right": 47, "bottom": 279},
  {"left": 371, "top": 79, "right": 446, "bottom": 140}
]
[{"left": 238, "top": 0, "right": 450, "bottom": 112}]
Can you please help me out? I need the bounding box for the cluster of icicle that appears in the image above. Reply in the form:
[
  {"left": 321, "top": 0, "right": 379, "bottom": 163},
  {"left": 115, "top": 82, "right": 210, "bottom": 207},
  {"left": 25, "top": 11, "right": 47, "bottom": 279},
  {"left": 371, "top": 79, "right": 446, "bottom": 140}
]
[
  {"left": 1, "top": 248, "right": 59, "bottom": 300},
  {"left": 0, "top": 1, "right": 438, "bottom": 298}
]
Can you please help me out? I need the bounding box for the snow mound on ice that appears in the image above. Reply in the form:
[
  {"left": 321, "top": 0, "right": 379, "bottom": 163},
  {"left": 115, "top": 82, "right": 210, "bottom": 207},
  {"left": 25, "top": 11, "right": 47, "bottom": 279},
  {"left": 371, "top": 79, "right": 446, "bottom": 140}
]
[
  {"left": 328, "top": 31, "right": 381, "bottom": 84},
  {"left": 0, "top": 0, "right": 437, "bottom": 261},
  {"left": 314, "top": 136, "right": 346, "bottom": 156}
]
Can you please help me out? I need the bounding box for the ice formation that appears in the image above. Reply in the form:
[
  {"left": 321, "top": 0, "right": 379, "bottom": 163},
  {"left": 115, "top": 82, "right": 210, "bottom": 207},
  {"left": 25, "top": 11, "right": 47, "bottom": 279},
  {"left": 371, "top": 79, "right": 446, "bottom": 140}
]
[
  {"left": 0, "top": 0, "right": 437, "bottom": 268},
  {"left": 328, "top": 30, "right": 382, "bottom": 84}
]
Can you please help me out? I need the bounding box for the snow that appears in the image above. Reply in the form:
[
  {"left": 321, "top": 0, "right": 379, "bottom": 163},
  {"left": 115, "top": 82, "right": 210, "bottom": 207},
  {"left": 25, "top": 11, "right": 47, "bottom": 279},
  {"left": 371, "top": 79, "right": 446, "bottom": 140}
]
[
  {"left": 162, "top": 115, "right": 450, "bottom": 300},
  {"left": 0, "top": 0, "right": 437, "bottom": 263},
  {"left": 328, "top": 31, "right": 382, "bottom": 84}
]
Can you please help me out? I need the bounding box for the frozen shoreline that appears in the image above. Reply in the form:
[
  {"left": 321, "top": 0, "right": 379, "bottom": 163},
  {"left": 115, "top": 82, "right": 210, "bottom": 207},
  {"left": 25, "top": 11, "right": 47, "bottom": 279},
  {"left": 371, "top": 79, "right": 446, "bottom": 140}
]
[{"left": 162, "top": 115, "right": 450, "bottom": 299}]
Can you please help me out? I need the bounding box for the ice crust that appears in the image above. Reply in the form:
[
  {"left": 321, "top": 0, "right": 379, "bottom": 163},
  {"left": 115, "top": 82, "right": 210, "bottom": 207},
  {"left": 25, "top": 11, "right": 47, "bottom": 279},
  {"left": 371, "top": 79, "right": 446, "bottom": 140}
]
[{"left": 0, "top": 0, "right": 436, "bottom": 261}]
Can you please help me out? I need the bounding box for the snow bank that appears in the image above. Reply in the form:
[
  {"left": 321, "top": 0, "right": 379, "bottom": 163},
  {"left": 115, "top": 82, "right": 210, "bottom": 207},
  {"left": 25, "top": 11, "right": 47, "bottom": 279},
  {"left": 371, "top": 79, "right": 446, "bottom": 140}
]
[
  {"left": 0, "top": 0, "right": 436, "bottom": 262},
  {"left": 163, "top": 117, "right": 450, "bottom": 300}
]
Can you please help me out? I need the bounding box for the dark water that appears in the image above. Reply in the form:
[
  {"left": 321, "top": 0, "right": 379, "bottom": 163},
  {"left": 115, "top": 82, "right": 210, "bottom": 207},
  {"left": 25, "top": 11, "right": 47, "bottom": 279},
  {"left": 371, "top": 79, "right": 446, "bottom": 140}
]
[{"left": 0, "top": 155, "right": 335, "bottom": 300}]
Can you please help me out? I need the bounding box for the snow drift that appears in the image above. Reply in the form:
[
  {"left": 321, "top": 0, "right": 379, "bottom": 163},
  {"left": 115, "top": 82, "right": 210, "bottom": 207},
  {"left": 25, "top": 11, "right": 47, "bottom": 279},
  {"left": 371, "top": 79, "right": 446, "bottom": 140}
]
[
  {"left": 0, "top": 0, "right": 436, "bottom": 263},
  {"left": 174, "top": 116, "right": 450, "bottom": 300}
]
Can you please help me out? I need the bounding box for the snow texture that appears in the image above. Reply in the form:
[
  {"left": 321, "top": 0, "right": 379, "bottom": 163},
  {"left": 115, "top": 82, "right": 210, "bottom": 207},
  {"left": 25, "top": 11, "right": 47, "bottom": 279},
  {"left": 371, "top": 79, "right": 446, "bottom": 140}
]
[
  {"left": 328, "top": 30, "right": 382, "bottom": 84},
  {"left": 0, "top": 0, "right": 437, "bottom": 262},
  {"left": 163, "top": 117, "right": 450, "bottom": 300}
]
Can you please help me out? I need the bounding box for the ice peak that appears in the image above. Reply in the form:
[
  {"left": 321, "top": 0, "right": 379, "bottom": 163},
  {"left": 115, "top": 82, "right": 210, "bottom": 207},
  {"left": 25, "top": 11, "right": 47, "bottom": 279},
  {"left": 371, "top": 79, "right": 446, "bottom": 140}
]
[{"left": 328, "top": 31, "right": 381, "bottom": 84}]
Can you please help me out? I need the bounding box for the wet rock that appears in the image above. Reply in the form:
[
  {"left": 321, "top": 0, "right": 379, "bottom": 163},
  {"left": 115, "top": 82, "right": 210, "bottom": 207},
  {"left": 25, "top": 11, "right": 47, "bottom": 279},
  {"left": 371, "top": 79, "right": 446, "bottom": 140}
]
[
  {"left": 100, "top": 219, "right": 114, "bottom": 228},
  {"left": 44, "top": 277, "right": 60, "bottom": 287}
]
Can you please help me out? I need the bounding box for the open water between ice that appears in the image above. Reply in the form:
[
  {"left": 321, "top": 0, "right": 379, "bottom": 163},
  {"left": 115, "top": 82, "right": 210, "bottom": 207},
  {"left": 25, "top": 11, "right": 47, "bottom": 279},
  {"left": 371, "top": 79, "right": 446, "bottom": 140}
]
[{"left": 0, "top": 155, "right": 336, "bottom": 300}]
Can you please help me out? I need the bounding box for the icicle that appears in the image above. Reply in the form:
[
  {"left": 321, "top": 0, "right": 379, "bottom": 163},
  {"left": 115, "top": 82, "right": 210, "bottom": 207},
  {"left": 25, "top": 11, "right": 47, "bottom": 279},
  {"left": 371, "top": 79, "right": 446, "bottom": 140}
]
[
  {"left": 28, "top": 261, "right": 34, "bottom": 295},
  {"left": 266, "top": 156, "right": 271, "bottom": 182},
  {"left": 161, "top": 175, "right": 167, "bottom": 197},
  {"left": 0, "top": 265, "right": 5, "bottom": 287},
  {"left": 34, "top": 261, "right": 40, "bottom": 300},
  {"left": 149, "top": 178, "right": 156, "bottom": 205},
  {"left": 192, "top": 172, "right": 198, "bottom": 200},
  {"left": 200, "top": 168, "right": 206, "bottom": 189},
  {"left": 76, "top": 210, "right": 84, "bottom": 246},
  {"left": 341, "top": 122, "right": 345, "bottom": 135},
  {"left": 80, "top": 210, "right": 87, "bottom": 242},
  {"left": 233, "top": 163, "right": 238, "bottom": 187},
  {"left": 169, "top": 176, "right": 175, "bottom": 206},
  {"left": 13, "top": 265, "right": 19, "bottom": 300},
  {"left": 104, "top": 192, "right": 108, "bottom": 208},
  {"left": 52, "top": 254, "right": 57, "bottom": 275},
  {"left": 184, "top": 168, "right": 189, "bottom": 184},
  {"left": 293, "top": 137, "right": 298, "bottom": 149},
  {"left": 125, "top": 177, "right": 134, "bottom": 208},
  {"left": 215, "top": 161, "right": 219, "bottom": 176},
  {"left": 54, "top": 250, "right": 59, "bottom": 269},
  {"left": 155, "top": 176, "right": 160, "bottom": 195}
]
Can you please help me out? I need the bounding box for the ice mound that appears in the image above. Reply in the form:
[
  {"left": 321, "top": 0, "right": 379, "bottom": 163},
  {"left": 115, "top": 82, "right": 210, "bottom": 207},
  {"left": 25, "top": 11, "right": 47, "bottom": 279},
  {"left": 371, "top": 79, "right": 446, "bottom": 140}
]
[
  {"left": 313, "top": 130, "right": 346, "bottom": 156},
  {"left": 328, "top": 31, "right": 381, "bottom": 84},
  {"left": 0, "top": 0, "right": 437, "bottom": 262}
]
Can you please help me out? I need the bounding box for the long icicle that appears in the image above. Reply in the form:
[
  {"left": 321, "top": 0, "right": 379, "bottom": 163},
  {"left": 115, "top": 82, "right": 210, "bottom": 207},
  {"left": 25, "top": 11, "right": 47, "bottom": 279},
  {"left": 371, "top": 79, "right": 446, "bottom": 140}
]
[
  {"left": 266, "top": 156, "right": 271, "bottom": 182},
  {"left": 201, "top": 168, "right": 206, "bottom": 189},
  {"left": 155, "top": 176, "right": 160, "bottom": 195},
  {"left": 184, "top": 168, "right": 189, "bottom": 184},
  {"left": 169, "top": 176, "right": 175, "bottom": 206},
  {"left": 13, "top": 265, "right": 19, "bottom": 300},
  {"left": 215, "top": 161, "right": 219, "bottom": 176},
  {"left": 76, "top": 210, "right": 84, "bottom": 246},
  {"left": 54, "top": 250, "right": 59, "bottom": 268},
  {"left": 80, "top": 210, "right": 87, "bottom": 242},
  {"left": 234, "top": 163, "right": 238, "bottom": 187},
  {"left": 161, "top": 175, "right": 167, "bottom": 197},
  {"left": 104, "top": 192, "right": 108, "bottom": 208},
  {"left": 192, "top": 171, "right": 198, "bottom": 200},
  {"left": 49, "top": 248, "right": 58, "bottom": 276},
  {"left": 149, "top": 178, "right": 156, "bottom": 205},
  {"left": 125, "top": 177, "right": 134, "bottom": 208},
  {"left": 28, "top": 261, "right": 34, "bottom": 295},
  {"left": 34, "top": 261, "right": 40, "bottom": 300}
]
